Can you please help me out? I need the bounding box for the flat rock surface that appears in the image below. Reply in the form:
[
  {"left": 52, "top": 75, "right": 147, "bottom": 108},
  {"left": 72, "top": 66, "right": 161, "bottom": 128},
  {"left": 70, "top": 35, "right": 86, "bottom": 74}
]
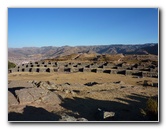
[
  {"left": 15, "top": 88, "right": 34, "bottom": 104},
  {"left": 41, "top": 92, "right": 62, "bottom": 105},
  {"left": 8, "top": 80, "right": 33, "bottom": 88}
]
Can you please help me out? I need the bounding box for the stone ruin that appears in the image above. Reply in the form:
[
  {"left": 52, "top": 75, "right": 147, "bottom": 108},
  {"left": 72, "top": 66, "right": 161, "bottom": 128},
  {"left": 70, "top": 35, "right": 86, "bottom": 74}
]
[{"left": 8, "top": 60, "right": 158, "bottom": 78}]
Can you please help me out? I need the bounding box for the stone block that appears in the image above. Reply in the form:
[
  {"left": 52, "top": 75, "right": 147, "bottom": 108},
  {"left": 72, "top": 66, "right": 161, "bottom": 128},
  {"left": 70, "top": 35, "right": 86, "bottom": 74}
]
[
  {"left": 141, "top": 71, "right": 158, "bottom": 77},
  {"left": 24, "top": 68, "right": 30, "bottom": 72},
  {"left": 40, "top": 68, "right": 46, "bottom": 72},
  {"left": 58, "top": 67, "right": 64, "bottom": 72},
  {"left": 96, "top": 68, "right": 103, "bottom": 73},
  {"left": 50, "top": 68, "right": 55, "bottom": 73},
  {"left": 15, "top": 88, "right": 34, "bottom": 104},
  {"left": 53, "top": 68, "right": 58, "bottom": 72},
  {"left": 131, "top": 67, "right": 137, "bottom": 70},
  {"left": 72, "top": 68, "right": 79, "bottom": 72},
  {"left": 106, "top": 62, "right": 114, "bottom": 67},
  {"left": 91, "top": 65, "right": 99, "bottom": 68},
  {"left": 9, "top": 68, "right": 17, "bottom": 73},
  {"left": 47, "top": 64, "right": 53, "bottom": 67},
  {"left": 15, "top": 87, "right": 49, "bottom": 104},
  {"left": 125, "top": 70, "right": 133, "bottom": 75},
  {"left": 83, "top": 68, "right": 91, "bottom": 72},
  {"left": 110, "top": 69, "right": 117, "bottom": 74},
  {"left": 117, "top": 66, "right": 125, "bottom": 70}
]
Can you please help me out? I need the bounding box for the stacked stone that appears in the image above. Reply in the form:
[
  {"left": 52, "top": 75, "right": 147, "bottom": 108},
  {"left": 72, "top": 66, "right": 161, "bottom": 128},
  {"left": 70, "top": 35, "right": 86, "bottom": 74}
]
[{"left": 8, "top": 61, "right": 158, "bottom": 78}]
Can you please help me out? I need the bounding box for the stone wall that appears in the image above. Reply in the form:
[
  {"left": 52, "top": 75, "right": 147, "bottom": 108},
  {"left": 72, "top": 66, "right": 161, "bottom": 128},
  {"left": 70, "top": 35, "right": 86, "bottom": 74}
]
[{"left": 8, "top": 61, "right": 158, "bottom": 78}]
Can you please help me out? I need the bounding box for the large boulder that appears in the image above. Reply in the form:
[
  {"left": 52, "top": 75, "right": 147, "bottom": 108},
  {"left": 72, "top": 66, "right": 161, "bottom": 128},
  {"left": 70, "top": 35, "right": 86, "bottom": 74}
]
[
  {"left": 26, "top": 87, "right": 48, "bottom": 101},
  {"left": 8, "top": 91, "right": 19, "bottom": 105},
  {"left": 15, "top": 88, "right": 34, "bottom": 104},
  {"left": 41, "top": 92, "right": 61, "bottom": 105},
  {"left": 15, "top": 87, "right": 61, "bottom": 105}
]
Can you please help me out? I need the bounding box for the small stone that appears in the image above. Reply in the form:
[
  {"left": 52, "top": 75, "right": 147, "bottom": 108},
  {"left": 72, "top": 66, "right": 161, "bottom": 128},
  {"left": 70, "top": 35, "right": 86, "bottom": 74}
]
[
  {"left": 84, "top": 82, "right": 99, "bottom": 86},
  {"left": 46, "top": 81, "right": 55, "bottom": 85},
  {"left": 96, "top": 108, "right": 115, "bottom": 120},
  {"left": 143, "top": 80, "right": 153, "bottom": 86},
  {"left": 77, "top": 118, "right": 88, "bottom": 121},
  {"left": 71, "top": 91, "right": 76, "bottom": 95},
  {"left": 63, "top": 89, "right": 70, "bottom": 94},
  {"left": 59, "top": 113, "right": 77, "bottom": 121},
  {"left": 103, "top": 111, "right": 115, "bottom": 119},
  {"left": 115, "top": 81, "right": 125, "bottom": 85},
  {"left": 120, "top": 86, "right": 126, "bottom": 89},
  {"left": 64, "top": 82, "right": 70, "bottom": 85}
]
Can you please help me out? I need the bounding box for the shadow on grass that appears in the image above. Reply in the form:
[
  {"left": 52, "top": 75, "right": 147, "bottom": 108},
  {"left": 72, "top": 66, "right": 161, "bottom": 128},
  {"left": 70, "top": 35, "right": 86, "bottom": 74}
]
[
  {"left": 8, "top": 93, "right": 158, "bottom": 121},
  {"left": 8, "top": 106, "right": 61, "bottom": 121},
  {"left": 60, "top": 93, "right": 158, "bottom": 121}
]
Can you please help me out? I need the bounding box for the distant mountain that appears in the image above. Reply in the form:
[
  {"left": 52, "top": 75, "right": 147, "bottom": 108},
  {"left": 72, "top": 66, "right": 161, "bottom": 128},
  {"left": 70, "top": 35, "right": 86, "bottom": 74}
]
[{"left": 8, "top": 43, "right": 158, "bottom": 64}]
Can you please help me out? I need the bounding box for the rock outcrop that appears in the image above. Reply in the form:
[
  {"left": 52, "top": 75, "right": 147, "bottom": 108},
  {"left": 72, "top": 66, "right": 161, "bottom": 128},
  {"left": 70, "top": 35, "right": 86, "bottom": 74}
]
[
  {"left": 8, "top": 81, "right": 62, "bottom": 106},
  {"left": 8, "top": 91, "right": 19, "bottom": 105}
]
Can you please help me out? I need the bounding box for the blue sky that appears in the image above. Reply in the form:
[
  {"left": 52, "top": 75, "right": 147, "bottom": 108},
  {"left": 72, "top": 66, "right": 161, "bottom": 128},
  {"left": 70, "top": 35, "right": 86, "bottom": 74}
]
[{"left": 8, "top": 8, "right": 158, "bottom": 48}]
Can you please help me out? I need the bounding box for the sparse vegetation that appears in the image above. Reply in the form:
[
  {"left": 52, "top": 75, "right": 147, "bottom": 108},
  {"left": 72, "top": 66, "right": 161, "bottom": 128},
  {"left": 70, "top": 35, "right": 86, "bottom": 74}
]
[
  {"left": 8, "top": 61, "right": 16, "bottom": 69},
  {"left": 140, "top": 97, "right": 158, "bottom": 121},
  {"left": 146, "top": 98, "right": 158, "bottom": 115}
]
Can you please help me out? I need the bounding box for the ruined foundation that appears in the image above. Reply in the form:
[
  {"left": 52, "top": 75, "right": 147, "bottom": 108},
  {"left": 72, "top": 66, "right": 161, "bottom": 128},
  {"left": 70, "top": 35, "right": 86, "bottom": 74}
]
[{"left": 8, "top": 61, "right": 158, "bottom": 78}]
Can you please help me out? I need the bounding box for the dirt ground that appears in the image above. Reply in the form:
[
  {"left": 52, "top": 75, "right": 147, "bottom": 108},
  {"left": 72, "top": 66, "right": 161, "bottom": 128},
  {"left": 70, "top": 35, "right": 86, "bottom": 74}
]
[
  {"left": 8, "top": 72, "right": 158, "bottom": 121},
  {"left": 8, "top": 72, "right": 158, "bottom": 85}
]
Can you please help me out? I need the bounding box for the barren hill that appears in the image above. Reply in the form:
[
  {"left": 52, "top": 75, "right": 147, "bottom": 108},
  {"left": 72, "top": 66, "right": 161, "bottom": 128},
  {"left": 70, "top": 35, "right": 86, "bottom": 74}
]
[{"left": 8, "top": 43, "right": 158, "bottom": 64}]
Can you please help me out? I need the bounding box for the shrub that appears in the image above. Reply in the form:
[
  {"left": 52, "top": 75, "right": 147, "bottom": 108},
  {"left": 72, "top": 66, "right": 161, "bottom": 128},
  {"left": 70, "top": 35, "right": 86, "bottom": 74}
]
[
  {"left": 146, "top": 98, "right": 158, "bottom": 115},
  {"left": 8, "top": 61, "right": 16, "bottom": 69},
  {"left": 140, "top": 97, "right": 158, "bottom": 121}
]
